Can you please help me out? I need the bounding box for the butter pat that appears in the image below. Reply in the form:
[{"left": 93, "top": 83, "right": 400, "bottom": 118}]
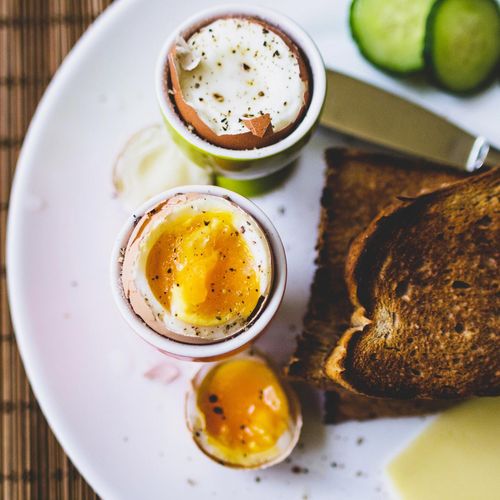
[{"left": 387, "top": 398, "right": 500, "bottom": 500}]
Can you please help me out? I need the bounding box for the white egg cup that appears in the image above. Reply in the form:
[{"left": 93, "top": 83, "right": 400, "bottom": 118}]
[
  {"left": 155, "top": 3, "right": 326, "bottom": 179},
  {"left": 110, "top": 185, "right": 287, "bottom": 361}
]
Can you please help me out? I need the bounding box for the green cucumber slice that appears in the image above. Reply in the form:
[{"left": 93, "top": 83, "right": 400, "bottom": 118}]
[
  {"left": 424, "top": 0, "right": 500, "bottom": 93},
  {"left": 350, "top": 0, "right": 436, "bottom": 74}
]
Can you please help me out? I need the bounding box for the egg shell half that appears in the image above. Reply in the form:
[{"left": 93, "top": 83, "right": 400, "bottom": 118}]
[
  {"left": 166, "top": 15, "right": 312, "bottom": 150},
  {"left": 185, "top": 349, "right": 302, "bottom": 469}
]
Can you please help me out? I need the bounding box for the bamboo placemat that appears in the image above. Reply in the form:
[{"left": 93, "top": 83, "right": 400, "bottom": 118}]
[{"left": 1, "top": 1, "right": 113, "bottom": 498}]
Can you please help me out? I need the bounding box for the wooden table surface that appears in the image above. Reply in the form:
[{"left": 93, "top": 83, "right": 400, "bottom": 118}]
[{"left": 1, "top": 1, "right": 113, "bottom": 498}]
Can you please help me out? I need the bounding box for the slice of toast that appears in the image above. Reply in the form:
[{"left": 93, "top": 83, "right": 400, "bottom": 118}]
[
  {"left": 287, "top": 148, "right": 466, "bottom": 422},
  {"left": 326, "top": 167, "right": 500, "bottom": 399},
  {"left": 322, "top": 388, "right": 458, "bottom": 423}
]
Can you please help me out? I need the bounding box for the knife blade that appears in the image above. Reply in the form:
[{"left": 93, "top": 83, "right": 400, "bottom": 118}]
[{"left": 320, "top": 70, "right": 500, "bottom": 171}]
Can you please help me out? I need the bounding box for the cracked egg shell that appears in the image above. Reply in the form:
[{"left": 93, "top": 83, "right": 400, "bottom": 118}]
[
  {"left": 167, "top": 16, "right": 311, "bottom": 150},
  {"left": 120, "top": 193, "right": 273, "bottom": 344},
  {"left": 186, "top": 350, "right": 302, "bottom": 469}
]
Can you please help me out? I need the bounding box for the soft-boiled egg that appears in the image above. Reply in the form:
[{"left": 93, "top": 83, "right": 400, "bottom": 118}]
[
  {"left": 186, "top": 351, "right": 302, "bottom": 468},
  {"left": 167, "top": 16, "right": 311, "bottom": 150},
  {"left": 121, "top": 193, "right": 273, "bottom": 342}
]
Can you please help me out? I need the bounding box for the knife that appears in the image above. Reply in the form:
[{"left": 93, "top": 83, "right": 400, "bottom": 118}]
[{"left": 320, "top": 70, "right": 500, "bottom": 171}]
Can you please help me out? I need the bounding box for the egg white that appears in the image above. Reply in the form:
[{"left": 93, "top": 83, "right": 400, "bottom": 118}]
[
  {"left": 113, "top": 125, "right": 212, "bottom": 210},
  {"left": 175, "top": 18, "right": 307, "bottom": 136}
]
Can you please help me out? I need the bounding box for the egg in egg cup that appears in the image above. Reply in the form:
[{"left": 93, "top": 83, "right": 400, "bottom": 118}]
[
  {"left": 110, "top": 185, "right": 286, "bottom": 361},
  {"left": 155, "top": 4, "right": 326, "bottom": 180}
]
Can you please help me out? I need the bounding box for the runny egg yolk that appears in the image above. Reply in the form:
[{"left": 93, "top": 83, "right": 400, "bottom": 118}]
[
  {"left": 146, "top": 211, "right": 262, "bottom": 327},
  {"left": 197, "top": 358, "right": 290, "bottom": 455}
]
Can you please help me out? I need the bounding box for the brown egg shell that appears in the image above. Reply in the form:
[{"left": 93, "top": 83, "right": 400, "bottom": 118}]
[
  {"left": 166, "top": 15, "right": 312, "bottom": 150},
  {"left": 120, "top": 193, "right": 275, "bottom": 345},
  {"left": 185, "top": 349, "right": 303, "bottom": 469}
]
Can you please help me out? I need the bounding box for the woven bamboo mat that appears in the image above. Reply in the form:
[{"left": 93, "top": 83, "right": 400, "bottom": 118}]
[{"left": 1, "top": 1, "right": 114, "bottom": 498}]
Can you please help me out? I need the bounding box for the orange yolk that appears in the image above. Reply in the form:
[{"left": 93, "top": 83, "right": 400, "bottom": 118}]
[
  {"left": 197, "top": 358, "right": 290, "bottom": 455},
  {"left": 145, "top": 211, "right": 262, "bottom": 327}
]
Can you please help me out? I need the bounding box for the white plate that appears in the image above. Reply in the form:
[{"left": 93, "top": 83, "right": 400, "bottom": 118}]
[{"left": 7, "top": 1, "right": 499, "bottom": 499}]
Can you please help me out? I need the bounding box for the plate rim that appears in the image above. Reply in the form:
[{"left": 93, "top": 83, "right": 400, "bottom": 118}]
[
  {"left": 7, "top": 0, "right": 498, "bottom": 497},
  {"left": 6, "top": 1, "right": 142, "bottom": 497}
]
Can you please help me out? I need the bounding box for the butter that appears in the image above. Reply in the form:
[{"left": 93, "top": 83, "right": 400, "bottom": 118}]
[{"left": 387, "top": 398, "right": 500, "bottom": 500}]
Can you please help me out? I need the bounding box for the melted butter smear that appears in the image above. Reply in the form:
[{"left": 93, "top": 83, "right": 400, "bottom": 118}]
[
  {"left": 146, "top": 211, "right": 260, "bottom": 326},
  {"left": 197, "top": 358, "right": 289, "bottom": 455}
]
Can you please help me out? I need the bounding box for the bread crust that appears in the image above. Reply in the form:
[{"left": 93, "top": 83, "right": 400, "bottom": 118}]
[
  {"left": 327, "top": 167, "right": 500, "bottom": 399},
  {"left": 287, "top": 148, "right": 465, "bottom": 420}
]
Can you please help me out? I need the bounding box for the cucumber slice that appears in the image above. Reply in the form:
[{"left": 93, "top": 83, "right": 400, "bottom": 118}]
[
  {"left": 350, "top": 0, "right": 436, "bottom": 74},
  {"left": 424, "top": 0, "right": 500, "bottom": 93}
]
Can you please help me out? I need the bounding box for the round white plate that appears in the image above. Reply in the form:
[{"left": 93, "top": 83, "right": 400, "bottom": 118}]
[{"left": 7, "top": 1, "right": 499, "bottom": 499}]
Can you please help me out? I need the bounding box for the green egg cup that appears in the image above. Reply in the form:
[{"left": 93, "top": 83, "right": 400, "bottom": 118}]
[{"left": 156, "top": 4, "right": 326, "bottom": 181}]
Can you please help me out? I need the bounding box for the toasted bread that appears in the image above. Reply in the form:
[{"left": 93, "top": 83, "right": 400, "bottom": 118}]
[
  {"left": 287, "top": 148, "right": 465, "bottom": 421},
  {"left": 326, "top": 167, "right": 500, "bottom": 399},
  {"left": 322, "top": 387, "right": 457, "bottom": 424}
]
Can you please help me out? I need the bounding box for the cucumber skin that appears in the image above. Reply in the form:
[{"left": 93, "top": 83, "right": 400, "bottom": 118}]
[
  {"left": 424, "top": 0, "right": 500, "bottom": 94},
  {"left": 349, "top": 0, "right": 426, "bottom": 76}
]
